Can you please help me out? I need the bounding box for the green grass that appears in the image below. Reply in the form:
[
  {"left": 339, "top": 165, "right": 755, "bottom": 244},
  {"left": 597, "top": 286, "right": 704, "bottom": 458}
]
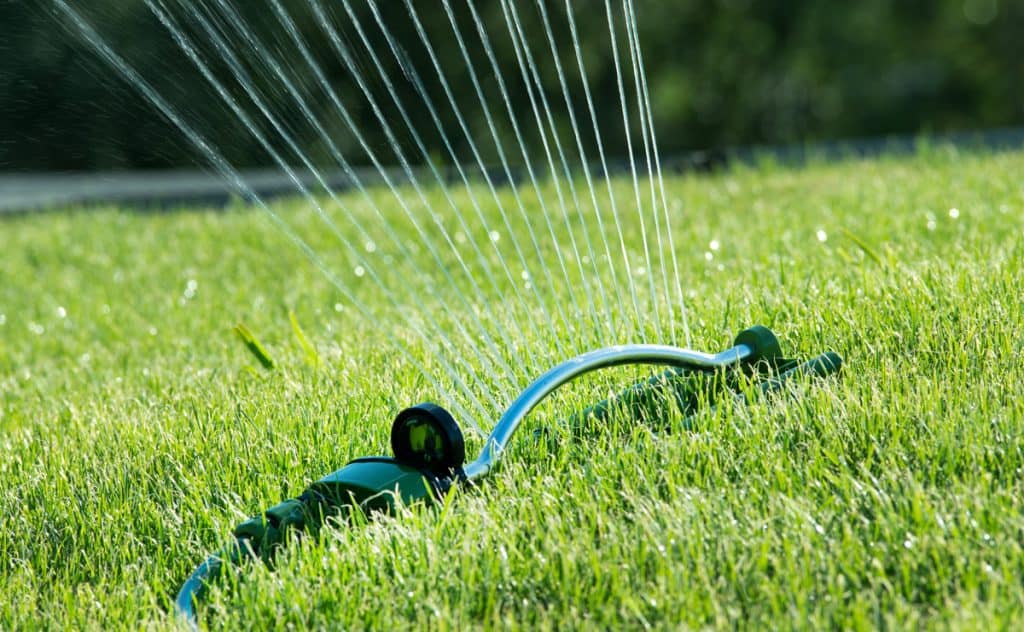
[{"left": 2, "top": 146, "right": 1023, "bottom": 629}]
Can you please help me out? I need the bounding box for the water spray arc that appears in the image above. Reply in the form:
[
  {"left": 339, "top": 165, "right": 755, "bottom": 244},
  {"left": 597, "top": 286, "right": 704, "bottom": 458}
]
[
  {"left": 51, "top": 0, "right": 706, "bottom": 412},
  {"left": 175, "top": 326, "right": 841, "bottom": 624}
]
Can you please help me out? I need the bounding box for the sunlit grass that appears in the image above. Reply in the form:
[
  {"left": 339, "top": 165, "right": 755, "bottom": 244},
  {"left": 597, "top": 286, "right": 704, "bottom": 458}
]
[{"left": 1, "top": 146, "right": 1022, "bottom": 629}]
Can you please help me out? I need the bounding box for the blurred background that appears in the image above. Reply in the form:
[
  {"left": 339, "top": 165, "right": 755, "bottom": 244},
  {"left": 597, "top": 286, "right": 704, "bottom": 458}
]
[{"left": 1, "top": 0, "right": 1022, "bottom": 173}]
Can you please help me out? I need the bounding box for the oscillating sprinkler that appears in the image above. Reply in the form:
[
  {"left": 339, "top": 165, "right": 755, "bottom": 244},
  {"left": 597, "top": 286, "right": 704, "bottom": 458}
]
[{"left": 175, "top": 325, "right": 841, "bottom": 624}]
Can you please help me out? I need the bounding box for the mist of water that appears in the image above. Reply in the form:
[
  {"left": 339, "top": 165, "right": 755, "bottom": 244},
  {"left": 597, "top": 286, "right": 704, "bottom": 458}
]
[{"left": 50, "top": 0, "right": 692, "bottom": 433}]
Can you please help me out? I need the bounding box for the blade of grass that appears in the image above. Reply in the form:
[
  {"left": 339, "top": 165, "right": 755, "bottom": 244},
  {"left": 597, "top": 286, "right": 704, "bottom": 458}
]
[
  {"left": 234, "top": 322, "right": 275, "bottom": 370},
  {"left": 839, "top": 226, "right": 883, "bottom": 265},
  {"left": 289, "top": 311, "right": 321, "bottom": 368}
]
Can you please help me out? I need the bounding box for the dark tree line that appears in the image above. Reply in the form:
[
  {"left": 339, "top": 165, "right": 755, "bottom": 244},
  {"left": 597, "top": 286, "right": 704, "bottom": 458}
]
[{"left": 1, "top": 0, "right": 1021, "bottom": 171}]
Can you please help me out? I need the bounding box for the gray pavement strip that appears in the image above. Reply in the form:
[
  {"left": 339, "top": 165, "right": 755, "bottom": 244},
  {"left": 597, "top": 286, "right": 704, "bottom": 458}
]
[{"left": 3, "top": 127, "right": 1023, "bottom": 215}]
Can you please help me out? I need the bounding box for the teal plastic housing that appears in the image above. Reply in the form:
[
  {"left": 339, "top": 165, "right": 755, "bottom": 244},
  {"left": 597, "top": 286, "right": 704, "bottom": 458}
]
[
  {"left": 310, "top": 457, "right": 437, "bottom": 513},
  {"left": 232, "top": 458, "right": 438, "bottom": 561}
]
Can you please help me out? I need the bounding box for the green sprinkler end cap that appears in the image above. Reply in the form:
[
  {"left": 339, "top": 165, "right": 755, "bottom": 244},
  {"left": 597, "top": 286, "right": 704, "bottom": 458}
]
[{"left": 733, "top": 325, "right": 783, "bottom": 364}]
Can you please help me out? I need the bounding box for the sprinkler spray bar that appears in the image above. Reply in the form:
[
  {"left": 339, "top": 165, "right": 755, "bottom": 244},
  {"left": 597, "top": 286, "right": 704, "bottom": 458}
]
[
  {"left": 175, "top": 325, "right": 841, "bottom": 624},
  {"left": 469, "top": 335, "right": 760, "bottom": 480}
]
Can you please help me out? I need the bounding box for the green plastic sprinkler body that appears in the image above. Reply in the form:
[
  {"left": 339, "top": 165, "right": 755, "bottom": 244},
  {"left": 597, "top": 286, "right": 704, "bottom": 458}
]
[
  {"left": 234, "top": 402, "right": 465, "bottom": 552},
  {"left": 174, "top": 326, "right": 841, "bottom": 624},
  {"left": 174, "top": 403, "right": 467, "bottom": 619}
]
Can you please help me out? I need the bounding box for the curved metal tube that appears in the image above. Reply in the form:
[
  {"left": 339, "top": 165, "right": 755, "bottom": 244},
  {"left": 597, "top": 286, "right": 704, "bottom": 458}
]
[{"left": 464, "top": 342, "right": 752, "bottom": 481}]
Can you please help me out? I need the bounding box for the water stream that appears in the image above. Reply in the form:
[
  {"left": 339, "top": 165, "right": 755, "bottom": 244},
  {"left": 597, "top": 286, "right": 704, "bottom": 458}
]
[{"left": 50, "top": 0, "right": 693, "bottom": 434}]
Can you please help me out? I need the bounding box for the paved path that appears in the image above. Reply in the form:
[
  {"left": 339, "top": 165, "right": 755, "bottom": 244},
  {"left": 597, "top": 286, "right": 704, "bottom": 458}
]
[
  {"left": 0, "top": 169, "right": 360, "bottom": 214},
  {"left": 3, "top": 128, "right": 1022, "bottom": 215}
]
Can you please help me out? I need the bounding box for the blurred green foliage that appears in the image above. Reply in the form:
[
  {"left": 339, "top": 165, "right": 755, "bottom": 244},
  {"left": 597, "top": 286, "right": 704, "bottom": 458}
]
[{"left": 1, "top": 0, "right": 1021, "bottom": 171}]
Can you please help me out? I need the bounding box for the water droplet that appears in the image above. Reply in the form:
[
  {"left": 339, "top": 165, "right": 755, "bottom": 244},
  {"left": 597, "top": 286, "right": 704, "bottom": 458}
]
[
  {"left": 948, "top": 207, "right": 960, "bottom": 219},
  {"left": 816, "top": 229, "right": 828, "bottom": 242},
  {"left": 364, "top": 240, "right": 377, "bottom": 253},
  {"left": 149, "top": 327, "right": 158, "bottom": 336},
  {"left": 635, "top": 266, "right": 646, "bottom": 276},
  {"left": 704, "top": 252, "right": 714, "bottom": 261},
  {"left": 489, "top": 230, "right": 501, "bottom": 243},
  {"left": 709, "top": 239, "right": 720, "bottom": 251},
  {"left": 28, "top": 322, "right": 44, "bottom": 335},
  {"left": 524, "top": 281, "right": 532, "bottom": 290},
  {"left": 903, "top": 539, "right": 913, "bottom": 550},
  {"left": 520, "top": 270, "right": 530, "bottom": 280},
  {"left": 183, "top": 279, "right": 198, "bottom": 300},
  {"left": 354, "top": 266, "right": 366, "bottom": 277},
  {"left": 334, "top": 303, "right": 344, "bottom": 312},
  {"left": 0, "top": 314, "right": 6, "bottom": 326},
  {"left": 581, "top": 256, "right": 591, "bottom": 264},
  {"left": 56, "top": 306, "right": 67, "bottom": 319},
  {"left": 454, "top": 232, "right": 467, "bottom": 245}
]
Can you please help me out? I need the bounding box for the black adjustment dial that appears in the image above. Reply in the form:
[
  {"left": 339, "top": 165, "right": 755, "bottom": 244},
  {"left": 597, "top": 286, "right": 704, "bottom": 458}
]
[{"left": 390, "top": 403, "right": 465, "bottom": 474}]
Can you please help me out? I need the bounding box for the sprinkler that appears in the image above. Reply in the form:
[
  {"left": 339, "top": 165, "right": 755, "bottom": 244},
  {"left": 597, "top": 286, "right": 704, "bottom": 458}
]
[{"left": 175, "top": 325, "right": 841, "bottom": 624}]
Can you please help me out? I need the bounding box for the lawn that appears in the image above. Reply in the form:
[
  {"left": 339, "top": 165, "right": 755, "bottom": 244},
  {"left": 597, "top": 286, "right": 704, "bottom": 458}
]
[{"left": 1, "top": 146, "right": 1022, "bottom": 629}]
